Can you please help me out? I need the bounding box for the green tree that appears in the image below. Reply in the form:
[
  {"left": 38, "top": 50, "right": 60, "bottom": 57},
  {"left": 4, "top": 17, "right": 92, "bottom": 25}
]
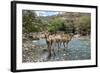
[
  {"left": 48, "top": 18, "right": 65, "bottom": 32},
  {"left": 22, "top": 10, "right": 41, "bottom": 33},
  {"left": 75, "top": 15, "right": 91, "bottom": 35}
]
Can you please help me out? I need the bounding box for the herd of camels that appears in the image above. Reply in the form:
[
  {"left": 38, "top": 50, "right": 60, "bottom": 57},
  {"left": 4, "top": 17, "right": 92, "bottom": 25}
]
[{"left": 31, "top": 32, "right": 73, "bottom": 57}]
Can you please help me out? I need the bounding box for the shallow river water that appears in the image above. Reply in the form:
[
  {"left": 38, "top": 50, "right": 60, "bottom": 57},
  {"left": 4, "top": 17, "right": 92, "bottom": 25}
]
[{"left": 22, "top": 36, "right": 91, "bottom": 62}]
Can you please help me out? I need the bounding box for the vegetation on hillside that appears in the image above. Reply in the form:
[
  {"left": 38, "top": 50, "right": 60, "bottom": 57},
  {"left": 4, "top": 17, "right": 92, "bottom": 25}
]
[{"left": 22, "top": 10, "right": 91, "bottom": 35}]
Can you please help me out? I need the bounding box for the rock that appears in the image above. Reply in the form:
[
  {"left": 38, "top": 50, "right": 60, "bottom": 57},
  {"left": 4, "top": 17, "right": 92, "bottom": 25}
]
[
  {"left": 24, "top": 48, "right": 28, "bottom": 51},
  {"left": 63, "top": 54, "right": 66, "bottom": 56}
]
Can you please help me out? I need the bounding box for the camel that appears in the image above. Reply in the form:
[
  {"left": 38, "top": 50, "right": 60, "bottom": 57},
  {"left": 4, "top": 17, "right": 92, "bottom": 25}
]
[
  {"left": 44, "top": 33, "right": 56, "bottom": 56},
  {"left": 60, "top": 33, "right": 73, "bottom": 49},
  {"left": 28, "top": 33, "right": 40, "bottom": 40},
  {"left": 40, "top": 32, "right": 73, "bottom": 57}
]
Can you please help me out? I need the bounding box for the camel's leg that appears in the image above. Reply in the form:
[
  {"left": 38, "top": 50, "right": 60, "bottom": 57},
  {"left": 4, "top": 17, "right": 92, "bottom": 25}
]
[
  {"left": 46, "top": 41, "right": 52, "bottom": 58},
  {"left": 63, "top": 42, "right": 66, "bottom": 48},
  {"left": 60, "top": 42, "right": 62, "bottom": 47},
  {"left": 48, "top": 45, "right": 52, "bottom": 58},
  {"left": 57, "top": 41, "right": 61, "bottom": 52},
  {"left": 52, "top": 46, "right": 56, "bottom": 56},
  {"left": 49, "top": 40, "right": 55, "bottom": 56},
  {"left": 62, "top": 42, "right": 67, "bottom": 51},
  {"left": 52, "top": 41, "right": 56, "bottom": 56},
  {"left": 59, "top": 41, "right": 61, "bottom": 48},
  {"left": 62, "top": 42, "right": 63, "bottom": 48},
  {"left": 58, "top": 42, "right": 60, "bottom": 49},
  {"left": 66, "top": 41, "right": 69, "bottom": 49}
]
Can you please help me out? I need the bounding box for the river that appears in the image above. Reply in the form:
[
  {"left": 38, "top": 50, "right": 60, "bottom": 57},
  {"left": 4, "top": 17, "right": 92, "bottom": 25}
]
[{"left": 22, "top": 36, "right": 91, "bottom": 62}]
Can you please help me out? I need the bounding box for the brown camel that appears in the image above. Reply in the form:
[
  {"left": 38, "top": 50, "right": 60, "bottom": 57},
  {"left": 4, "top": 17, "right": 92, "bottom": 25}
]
[{"left": 42, "top": 32, "right": 73, "bottom": 57}]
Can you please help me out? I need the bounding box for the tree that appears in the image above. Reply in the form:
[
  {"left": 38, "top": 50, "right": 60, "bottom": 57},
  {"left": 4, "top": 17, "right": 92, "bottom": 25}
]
[
  {"left": 75, "top": 15, "right": 91, "bottom": 35},
  {"left": 22, "top": 10, "right": 41, "bottom": 33},
  {"left": 48, "top": 18, "right": 65, "bottom": 33}
]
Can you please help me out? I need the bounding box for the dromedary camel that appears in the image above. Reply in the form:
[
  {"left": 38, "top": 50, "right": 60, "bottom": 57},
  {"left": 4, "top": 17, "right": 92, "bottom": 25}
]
[{"left": 43, "top": 32, "right": 73, "bottom": 57}]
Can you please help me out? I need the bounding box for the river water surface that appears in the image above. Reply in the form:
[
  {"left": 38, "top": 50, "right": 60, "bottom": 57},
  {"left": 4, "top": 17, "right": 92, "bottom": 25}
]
[{"left": 22, "top": 36, "right": 91, "bottom": 62}]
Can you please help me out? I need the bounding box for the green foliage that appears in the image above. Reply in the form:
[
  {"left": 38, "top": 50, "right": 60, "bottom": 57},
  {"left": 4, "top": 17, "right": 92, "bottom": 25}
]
[
  {"left": 22, "top": 10, "right": 41, "bottom": 32},
  {"left": 64, "top": 22, "right": 75, "bottom": 33},
  {"left": 22, "top": 10, "right": 91, "bottom": 35},
  {"left": 48, "top": 18, "right": 65, "bottom": 32},
  {"left": 75, "top": 15, "right": 91, "bottom": 34}
]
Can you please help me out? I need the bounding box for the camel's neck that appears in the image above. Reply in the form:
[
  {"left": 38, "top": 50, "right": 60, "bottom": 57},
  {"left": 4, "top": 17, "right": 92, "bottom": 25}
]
[{"left": 44, "top": 34, "right": 49, "bottom": 40}]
